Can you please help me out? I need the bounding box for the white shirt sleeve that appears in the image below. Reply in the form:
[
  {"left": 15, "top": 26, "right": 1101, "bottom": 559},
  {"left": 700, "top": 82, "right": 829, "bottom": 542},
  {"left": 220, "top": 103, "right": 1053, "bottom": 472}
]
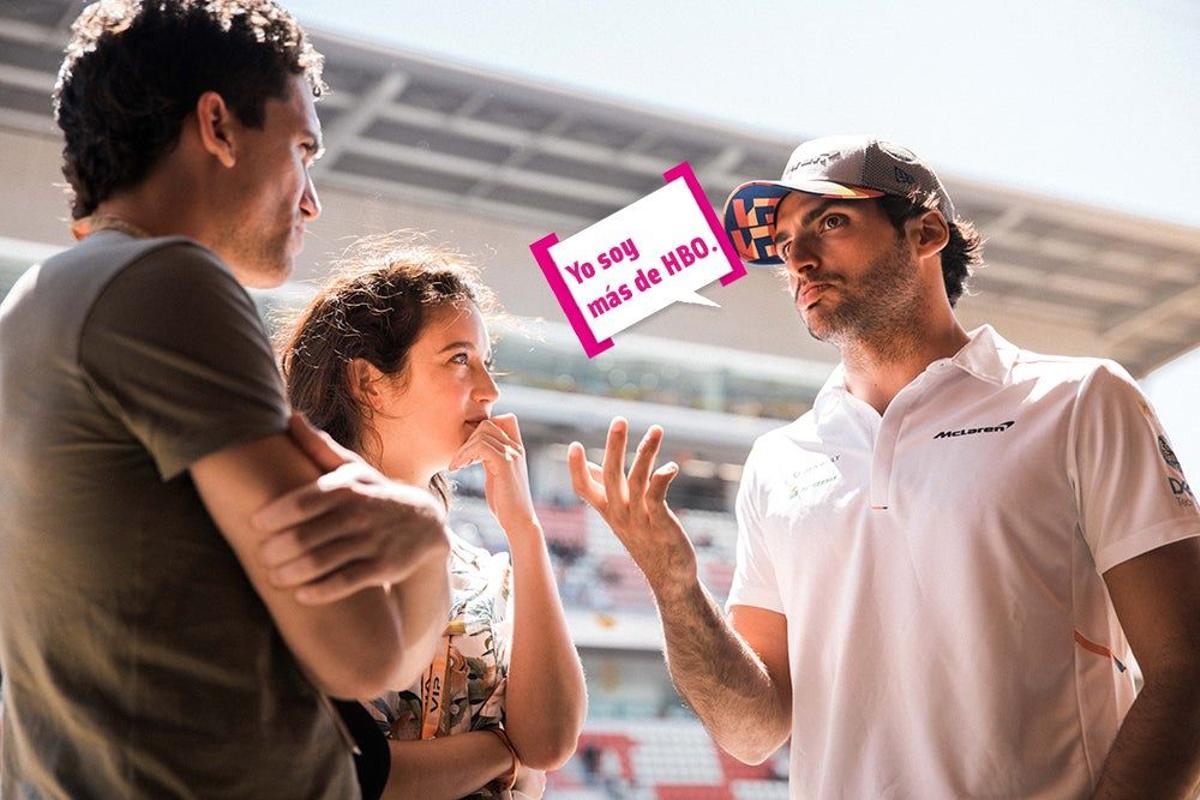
[
  {"left": 1069, "top": 360, "right": 1200, "bottom": 574},
  {"left": 725, "top": 441, "right": 785, "bottom": 614}
]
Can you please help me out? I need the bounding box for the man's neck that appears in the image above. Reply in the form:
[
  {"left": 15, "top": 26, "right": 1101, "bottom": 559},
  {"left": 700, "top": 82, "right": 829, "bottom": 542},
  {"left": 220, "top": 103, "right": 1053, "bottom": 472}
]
[
  {"left": 89, "top": 169, "right": 213, "bottom": 246},
  {"left": 839, "top": 318, "right": 970, "bottom": 416}
]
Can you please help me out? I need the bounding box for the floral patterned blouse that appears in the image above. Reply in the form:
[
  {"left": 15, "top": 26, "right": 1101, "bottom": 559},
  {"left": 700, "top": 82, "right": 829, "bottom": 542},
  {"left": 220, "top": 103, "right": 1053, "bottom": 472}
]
[{"left": 366, "top": 533, "right": 515, "bottom": 799}]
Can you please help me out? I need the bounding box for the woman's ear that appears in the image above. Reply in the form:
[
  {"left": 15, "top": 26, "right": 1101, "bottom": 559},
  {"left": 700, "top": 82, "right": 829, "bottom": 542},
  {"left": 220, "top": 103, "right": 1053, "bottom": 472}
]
[{"left": 347, "top": 358, "right": 385, "bottom": 412}]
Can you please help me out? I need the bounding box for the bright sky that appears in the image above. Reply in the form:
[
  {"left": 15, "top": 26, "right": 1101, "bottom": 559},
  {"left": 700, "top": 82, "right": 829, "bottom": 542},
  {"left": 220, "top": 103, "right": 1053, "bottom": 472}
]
[
  {"left": 286, "top": 0, "right": 1200, "bottom": 477},
  {"left": 289, "top": 0, "right": 1200, "bottom": 226}
]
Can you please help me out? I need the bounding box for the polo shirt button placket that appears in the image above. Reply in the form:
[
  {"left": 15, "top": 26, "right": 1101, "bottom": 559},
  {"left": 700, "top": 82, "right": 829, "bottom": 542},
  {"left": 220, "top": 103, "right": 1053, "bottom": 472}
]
[{"left": 869, "top": 370, "right": 942, "bottom": 511}]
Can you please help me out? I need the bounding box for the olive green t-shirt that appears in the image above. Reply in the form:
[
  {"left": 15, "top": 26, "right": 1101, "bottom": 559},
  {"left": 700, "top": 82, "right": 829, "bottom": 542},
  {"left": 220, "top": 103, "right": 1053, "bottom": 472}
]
[{"left": 0, "top": 231, "right": 358, "bottom": 798}]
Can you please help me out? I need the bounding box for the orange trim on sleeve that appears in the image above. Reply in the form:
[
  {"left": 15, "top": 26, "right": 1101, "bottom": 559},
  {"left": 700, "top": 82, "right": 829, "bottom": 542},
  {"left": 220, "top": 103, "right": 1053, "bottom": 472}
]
[
  {"left": 1074, "top": 629, "right": 1128, "bottom": 672},
  {"left": 1073, "top": 630, "right": 1112, "bottom": 659}
]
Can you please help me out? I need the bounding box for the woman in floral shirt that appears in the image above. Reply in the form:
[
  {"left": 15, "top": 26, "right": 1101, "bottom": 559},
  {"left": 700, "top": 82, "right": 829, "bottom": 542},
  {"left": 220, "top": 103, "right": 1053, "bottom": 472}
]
[{"left": 279, "top": 235, "right": 587, "bottom": 799}]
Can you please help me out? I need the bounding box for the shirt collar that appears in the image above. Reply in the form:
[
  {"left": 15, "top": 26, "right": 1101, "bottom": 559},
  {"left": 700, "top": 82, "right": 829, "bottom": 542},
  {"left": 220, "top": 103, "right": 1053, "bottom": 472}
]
[
  {"left": 813, "top": 362, "right": 849, "bottom": 418},
  {"left": 950, "top": 324, "right": 1020, "bottom": 385},
  {"left": 812, "top": 325, "right": 1020, "bottom": 416}
]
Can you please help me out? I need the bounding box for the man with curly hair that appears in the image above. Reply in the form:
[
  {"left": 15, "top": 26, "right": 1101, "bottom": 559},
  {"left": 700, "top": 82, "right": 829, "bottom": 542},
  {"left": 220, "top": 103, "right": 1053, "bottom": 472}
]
[
  {"left": 571, "top": 137, "right": 1200, "bottom": 798},
  {"left": 0, "top": 2, "right": 452, "bottom": 796}
]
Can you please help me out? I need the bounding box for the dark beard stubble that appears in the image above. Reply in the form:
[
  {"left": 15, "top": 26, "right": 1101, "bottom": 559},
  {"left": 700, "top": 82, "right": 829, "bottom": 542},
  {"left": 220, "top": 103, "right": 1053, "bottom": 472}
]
[{"left": 803, "top": 237, "right": 925, "bottom": 363}]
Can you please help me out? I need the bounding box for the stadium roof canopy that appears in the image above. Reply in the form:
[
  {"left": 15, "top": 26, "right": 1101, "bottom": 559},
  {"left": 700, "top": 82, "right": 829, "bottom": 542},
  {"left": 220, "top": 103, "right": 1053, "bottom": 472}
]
[{"left": 2, "top": 0, "right": 1199, "bottom": 376}]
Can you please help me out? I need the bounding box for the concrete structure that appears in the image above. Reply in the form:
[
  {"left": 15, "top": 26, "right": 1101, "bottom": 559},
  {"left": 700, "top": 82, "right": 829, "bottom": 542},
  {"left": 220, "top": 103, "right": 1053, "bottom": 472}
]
[
  {"left": 3, "top": 4, "right": 1199, "bottom": 796},
  {"left": 3, "top": 1, "right": 1200, "bottom": 384}
]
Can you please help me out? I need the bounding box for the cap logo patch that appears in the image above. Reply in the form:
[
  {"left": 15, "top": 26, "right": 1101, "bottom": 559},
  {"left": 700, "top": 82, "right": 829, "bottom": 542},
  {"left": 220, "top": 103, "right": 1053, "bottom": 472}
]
[
  {"left": 786, "top": 151, "right": 840, "bottom": 176},
  {"left": 894, "top": 166, "right": 916, "bottom": 185}
]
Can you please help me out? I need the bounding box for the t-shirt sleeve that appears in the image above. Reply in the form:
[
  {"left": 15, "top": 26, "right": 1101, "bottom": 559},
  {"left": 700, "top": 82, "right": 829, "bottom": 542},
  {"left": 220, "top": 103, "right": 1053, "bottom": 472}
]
[
  {"left": 725, "top": 441, "right": 785, "bottom": 614},
  {"left": 79, "top": 242, "right": 289, "bottom": 481},
  {"left": 1069, "top": 360, "right": 1200, "bottom": 574}
]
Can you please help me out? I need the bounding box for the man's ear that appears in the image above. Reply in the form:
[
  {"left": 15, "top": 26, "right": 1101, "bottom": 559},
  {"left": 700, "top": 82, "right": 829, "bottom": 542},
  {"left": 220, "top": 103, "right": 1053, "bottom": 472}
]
[
  {"left": 194, "top": 91, "right": 238, "bottom": 169},
  {"left": 347, "top": 358, "right": 384, "bottom": 412},
  {"left": 909, "top": 209, "right": 950, "bottom": 261}
]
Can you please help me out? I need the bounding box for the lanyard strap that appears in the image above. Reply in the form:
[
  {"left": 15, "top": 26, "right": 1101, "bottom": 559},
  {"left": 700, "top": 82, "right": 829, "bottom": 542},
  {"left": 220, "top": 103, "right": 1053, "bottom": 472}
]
[{"left": 420, "top": 635, "right": 454, "bottom": 739}]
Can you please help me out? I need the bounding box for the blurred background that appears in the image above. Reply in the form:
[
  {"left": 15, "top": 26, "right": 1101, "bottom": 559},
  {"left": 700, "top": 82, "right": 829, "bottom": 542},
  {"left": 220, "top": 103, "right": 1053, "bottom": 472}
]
[{"left": 1, "top": 2, "right": 1197, "bottom": 798}]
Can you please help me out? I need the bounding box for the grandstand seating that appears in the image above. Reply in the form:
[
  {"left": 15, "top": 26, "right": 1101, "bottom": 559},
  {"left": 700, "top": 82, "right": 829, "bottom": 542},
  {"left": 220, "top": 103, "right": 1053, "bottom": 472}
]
[
  {"left": 447, "top": 495, "right": 742, "bottom": 614},
  {"left": 445, "top": 480, "right": 787, "bottom": 798},
  {"left": 546, "top": 719, "right": 788, "bottom": 798}
]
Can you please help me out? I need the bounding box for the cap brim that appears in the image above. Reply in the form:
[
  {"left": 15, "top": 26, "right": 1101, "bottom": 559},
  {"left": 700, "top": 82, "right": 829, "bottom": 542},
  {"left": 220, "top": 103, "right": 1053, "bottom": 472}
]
[{"left": 721, "top": 180, "right": 884, "bottom": 266}]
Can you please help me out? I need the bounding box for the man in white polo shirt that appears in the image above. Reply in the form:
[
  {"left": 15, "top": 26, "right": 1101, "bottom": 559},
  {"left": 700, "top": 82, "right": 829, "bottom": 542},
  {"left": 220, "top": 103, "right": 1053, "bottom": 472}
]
[{"left": 568, "top": 136, "right": 1200, "bottom": 798}]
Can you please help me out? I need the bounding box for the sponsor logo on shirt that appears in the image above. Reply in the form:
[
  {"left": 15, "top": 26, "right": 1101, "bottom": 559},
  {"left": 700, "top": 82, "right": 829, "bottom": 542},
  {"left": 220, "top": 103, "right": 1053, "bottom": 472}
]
[
  {"left": 932, "top": 420, "right": 1015, "bottom": 440},
  {"left": 786, "top": 454, "right": 841, "bottom": 499},
  {"left": 1170, "top": 477, "right": 1195, "bottom": 509},
  {"left": 1159, "top": 435, "right": 1195, "bottom": 508},
  {"left": 1159, "top": 435, "right": 1182, "bottom": 472}
]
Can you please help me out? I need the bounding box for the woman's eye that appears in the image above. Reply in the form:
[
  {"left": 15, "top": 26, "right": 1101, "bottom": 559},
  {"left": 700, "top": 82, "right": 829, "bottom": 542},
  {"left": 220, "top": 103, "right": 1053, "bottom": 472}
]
[{"left": 450, "top": 353, "right": 469, "bottom": 365}]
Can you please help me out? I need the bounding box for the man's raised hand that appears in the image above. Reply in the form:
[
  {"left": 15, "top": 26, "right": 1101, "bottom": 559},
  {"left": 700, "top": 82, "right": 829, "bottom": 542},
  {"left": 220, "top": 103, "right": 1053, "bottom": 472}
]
[{"left": 567, "top": 418, "right": 697, "bottom": 595}]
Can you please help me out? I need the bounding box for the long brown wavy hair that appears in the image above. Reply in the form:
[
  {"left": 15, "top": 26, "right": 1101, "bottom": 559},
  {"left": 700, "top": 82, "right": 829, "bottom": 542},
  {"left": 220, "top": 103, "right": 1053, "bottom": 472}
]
[{"left": 277, "top": 233, "right": 502, "bottom": 508}]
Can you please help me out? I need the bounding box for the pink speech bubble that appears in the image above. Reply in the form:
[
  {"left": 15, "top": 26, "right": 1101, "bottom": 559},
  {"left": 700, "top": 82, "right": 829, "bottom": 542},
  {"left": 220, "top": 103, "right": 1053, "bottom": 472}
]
[{"left": 530, "top": 160, "right": 746, "bottom": 358}]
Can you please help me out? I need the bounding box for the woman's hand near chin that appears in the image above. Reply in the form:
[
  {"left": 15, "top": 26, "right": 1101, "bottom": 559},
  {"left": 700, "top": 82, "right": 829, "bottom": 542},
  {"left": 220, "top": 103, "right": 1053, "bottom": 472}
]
[
  {"left": 448, "top": 413, "right": 538, "bottom": 537},
  {"left": 451, "top": 412, "right": 588, "bottom": 769}
]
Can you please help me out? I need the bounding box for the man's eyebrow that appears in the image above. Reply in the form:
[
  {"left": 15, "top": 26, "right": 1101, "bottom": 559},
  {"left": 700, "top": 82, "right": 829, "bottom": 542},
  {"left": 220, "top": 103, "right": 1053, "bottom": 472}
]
[
  {"left": 801, "top": 199, "right": 841, "bottom": 229},
  {"left": 774, "top": 199, "right": 855, "bottom": 245}
]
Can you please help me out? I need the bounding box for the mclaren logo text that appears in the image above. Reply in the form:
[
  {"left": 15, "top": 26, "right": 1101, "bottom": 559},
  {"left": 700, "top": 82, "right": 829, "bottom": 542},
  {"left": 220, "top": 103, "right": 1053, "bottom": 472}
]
[{"left": 933, "top": 420, "right": 1015, "bottom": 440}]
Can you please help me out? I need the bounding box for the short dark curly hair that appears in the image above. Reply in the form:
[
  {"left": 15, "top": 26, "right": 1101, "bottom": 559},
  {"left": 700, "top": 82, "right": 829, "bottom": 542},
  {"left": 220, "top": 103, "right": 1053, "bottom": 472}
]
[
  {"left": 53, "top": 0, "right": 327, "bottom": 220},
  {"left": 878, "top": 193, "right": 985, "bottom": 307}
]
